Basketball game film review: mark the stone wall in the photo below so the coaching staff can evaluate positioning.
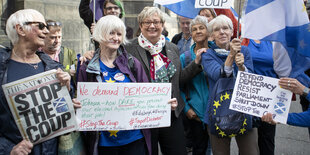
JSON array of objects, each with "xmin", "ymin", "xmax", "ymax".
[
  {"xmin": 0, "ymin": 0, "xmax": 179, "ymax": 52},
  {"xmin": 0, "ymin": 0, "xmax": 90, "ymax": 54}
]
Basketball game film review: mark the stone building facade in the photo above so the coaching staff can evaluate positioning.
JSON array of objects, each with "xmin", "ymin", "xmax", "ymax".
[
  {"xmin": 0, "ymin": 0, "xmax": 244, "ymax": 53},
  {"xmin": 0, "ymin": 0, "xmax": 177, "ymax": 54}
]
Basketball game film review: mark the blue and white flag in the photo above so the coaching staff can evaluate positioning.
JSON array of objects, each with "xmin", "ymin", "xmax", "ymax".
[
  {"xmin": 242, "ymin": 0, "xmax": 310, "ymax": 57},
  {"xmin": 154, "ymin": 0, "xmax": 200, "ymax": 19}
]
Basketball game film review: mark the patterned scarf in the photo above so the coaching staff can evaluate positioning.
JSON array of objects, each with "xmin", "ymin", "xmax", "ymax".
[{"xmin": 138, "ymin": 34, "xmax": 176, "ymax": 82}]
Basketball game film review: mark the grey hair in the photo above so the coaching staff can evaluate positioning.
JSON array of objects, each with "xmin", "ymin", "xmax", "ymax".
[
  {"xmin": 189, "ymin": 15, "xmax": 209, "ymax": 33},
  {"xmin": 6, "ymin": 9, "xmax": 43, "ymax": 45},
  {"xmin": 137, "ymin": 6, "xmax": 165, "ymax": 25},
  {"xmin": 207, "ymin": 15, "xmax": 233, "ymax": 33},
  {"xmin": 93, "ymin": 15, "xmax": 127, "ymax": 44}
]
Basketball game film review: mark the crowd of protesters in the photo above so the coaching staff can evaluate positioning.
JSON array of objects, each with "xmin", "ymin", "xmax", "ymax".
[{"xmin": 1, "ymin": 0, "xmax": 310, "ymax": 155}]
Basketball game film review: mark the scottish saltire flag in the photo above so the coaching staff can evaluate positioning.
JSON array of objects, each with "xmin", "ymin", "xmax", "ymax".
[
  {"xmin": 242, "ymin": 0, "xmax": 310, "ymax": 57},
  {"xmin": 230, "ymin": 7, "xmax": 239, "ymax": 19},
  {"xmin": 154, "ymin": 0, "xmax": 200, "ymax": 19},
  {"xmin": 273, "ymin": 42, "xmax": 310, "ymax": 87}
]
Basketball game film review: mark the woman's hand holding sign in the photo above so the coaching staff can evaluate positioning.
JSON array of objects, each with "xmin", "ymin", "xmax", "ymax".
[
  {"xmin": 56, "ymin": 68, "xmax": 71, "ymax": 91},
  {"xmin": 168, "ymin": 98, "xmax": 178, "ymax": 111},
  {"xmin": 10, "ymin": 140, "xmax": 33, "ymax": 155}
]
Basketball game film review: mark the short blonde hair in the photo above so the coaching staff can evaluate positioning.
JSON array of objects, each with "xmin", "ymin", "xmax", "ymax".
[
  {"xmin": 93, "ymin": 15, "xmax": 127, "ymax": 44},
  {"xmin": 137, "ymin": 7, "xmax": 165, "ymax": 25},
  {"xmin": 207, "ymin": 15, "xmax": 233, "ymax": 34}
]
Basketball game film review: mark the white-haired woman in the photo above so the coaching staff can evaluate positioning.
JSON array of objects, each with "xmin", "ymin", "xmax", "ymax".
[
  {"xmin": 179, "ymin": 15, "xmax": 210, "ymax": 155},
  {"xmin": 124, "ymin": 7, "xmax": 203, "ymax": 155},
  {"xmin": 0, "ymin": 9, "xmax": 71, "ymax": 155},
  {"xmin": 78, "ymin": 15, "xmax": 151, "ymax": 155},
  {"xmin": 201, "ymin": 15, "xmax": 258, "ymax": 155}
]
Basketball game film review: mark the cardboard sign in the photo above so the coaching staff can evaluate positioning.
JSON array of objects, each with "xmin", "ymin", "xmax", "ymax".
[
  {"xmin": 2, "ymin": 70, "xmax": 77, "ymax": 144},
  {"xmin": 195, "ymin": 0, "xmax": 233, "ymax": 9},
  {"xmin": 76, "ymin": 82, "xmax": 172, "ymax": 131},
  {"xmin": 229, "ymin": 71, "xmax": 292, "ymax": 124}
]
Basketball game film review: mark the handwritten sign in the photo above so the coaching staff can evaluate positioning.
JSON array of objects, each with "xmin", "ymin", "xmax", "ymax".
[
  {"xmin": 2, "ymin": 70, "xmax": 77, "ymax": 144},
  {"xmin": 195, "ymin": 0, "xmax": 233, "ymax": 9},
  {"xmin": 76, "ymin": 82, "xmax": 171, "ymax": 131},
  {"xmin": 229, "ymin": 71, "xmax": 292, "ymax": 124}
]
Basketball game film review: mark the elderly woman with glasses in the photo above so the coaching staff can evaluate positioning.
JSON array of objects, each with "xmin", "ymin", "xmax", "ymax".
[
  {"xmin": 0, "ymin": 9, "xmax": 71, "ymax": 155},
  {"xmin": 201, "ymin": 15, "xmax": 258, "ymax": 155},
  {"xmin": 78, "ymin": 15, "xmax": 152, "ymax": 155},
  {"xmin": 124, "ymin": 6, "xmax": 203, "ymax": 155}
]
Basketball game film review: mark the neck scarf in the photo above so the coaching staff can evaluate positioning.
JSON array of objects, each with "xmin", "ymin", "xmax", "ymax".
[
  {"xmin": 210, "ymin": 41, "xmax": 230, "ymax": 56},
  {"xmin": 138, "ymin": 34, "xmax": 176, "ymax": 82}
]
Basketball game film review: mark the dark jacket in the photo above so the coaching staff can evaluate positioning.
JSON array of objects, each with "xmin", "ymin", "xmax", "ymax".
[
  {"xmin": 124, "ymin": 38, "xmax": 203, "ymax": 118},
  {"xmin": 78, "ymin": 45, "xmax": 152, "ymax": 155},
  {"xmin": 79, "ymin": 0, "xmax": 96, "ymax": 31},
  {"xmin": 0, "ymin": 47, "xmax": 63, "ymax": 154},
  {"xmin": 171, "ymin": 32, "xmax": 183, "ymax": 45}
]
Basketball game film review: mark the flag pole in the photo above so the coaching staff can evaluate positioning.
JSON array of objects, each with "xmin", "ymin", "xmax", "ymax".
[
  {"xmin": 89, "ymin": 0, "xmax": 96, "ymax": 50},
  {"xmin": 237, "ymin": 0, "xmax": 242, "ymax": 38},
  {"xmin": 93, "ymin": 0, "xmax": 96, "ymax": 24}
]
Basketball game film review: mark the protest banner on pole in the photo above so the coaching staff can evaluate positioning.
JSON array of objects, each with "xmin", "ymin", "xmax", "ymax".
[
  {"xmin": 2, "ymin": 69, "xmax": 77, "ymax": 144},
  {"xmin": 195, "ymin": 0, "xmax": 234, "ymax": 9},
  {"xmin": 76, "ymin": 82, "xmax": 171, "ymax": 131},
  {"xmin": 229, "ymin": 71, "xmax": 292, "ymax": 124}
]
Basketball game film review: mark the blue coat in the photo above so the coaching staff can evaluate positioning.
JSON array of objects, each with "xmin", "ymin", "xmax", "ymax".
[
  {"xmin": 287, "ymin": 93, "xmax": 310, "ymax": 127},
  {"xmin": 180, "ymin": 44, "xmax": 209, "ymax": 122},
  {"xmin": 0, "ymin": 47, "xmax": 63, "ymax": 154},
  {"xmin": 201, "ymin": 46, "xmax": 254, "ymax": 125}
]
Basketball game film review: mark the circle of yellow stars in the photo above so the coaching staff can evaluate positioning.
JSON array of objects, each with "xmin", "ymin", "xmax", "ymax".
[{"xmin": 213, "ymin": 91, "xmax": 248, "ymax": 138}]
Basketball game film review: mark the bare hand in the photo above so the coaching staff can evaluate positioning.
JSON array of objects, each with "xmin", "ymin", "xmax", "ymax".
[
  {"xmin": 186, "ymin": 108, "xmax": 198, "ymax": 120},
  {"xmin": 279, "ymin": 78, "xmax": 305, "ymax": 95},
  {"xmin": 72, "ymin": 98, "xmax": 82, "ymax": 110},
  {"xmin": 56, "ymin": 68, "xmax": 71, "ymax": 91},
  {"xmin": 10, "ymin": 140, "xmax": 33, "ymax": 155},
  {"xmin": 79, "ymin": 50, "xmax": 95, "ymax": 65},
  {"xmin": 90, "ymin": 23, "xmax": 96, "ymax": 34},
  {"xmin": 261, "ymin": 113, "xmax": 277, "ymax": 125},
  {"xmin": 168, "ymin": 98, "xmax": 178, "ymax": 111},
  {"xmin": 235, "ymin": 53, "xmax": 244, "ymax": 70},
  {"xmin": 229, "ymin": 38, "xmax": 241, "ymax": 57},
  {"xmin": 69, "ymin": 69, "xmax": 76, "ymax": 77},
  {"xmin": 194, "ymin": 48, "xmax": 207, "ymax": 64}
]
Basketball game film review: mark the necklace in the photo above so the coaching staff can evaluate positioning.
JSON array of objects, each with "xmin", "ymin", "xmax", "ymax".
[{"xmin": 12, "ymin": 50, "xmax": 39, "ymax": 69}]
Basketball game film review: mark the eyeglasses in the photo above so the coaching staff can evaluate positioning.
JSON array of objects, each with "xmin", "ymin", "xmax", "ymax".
[
  {"xmin": 105, "ymin": 6, "xmax": 120, "ymax": 10},
  {"xmin": 47, "ymin": 21, "xmax": 62, "ymax": 27},
  {"xmin": 24, "ymin": 21, "xmax": 47, "ymax": 30},
  {"xmin": 142, "ymin": 21, "xmax": 163, "ymax": 27}
]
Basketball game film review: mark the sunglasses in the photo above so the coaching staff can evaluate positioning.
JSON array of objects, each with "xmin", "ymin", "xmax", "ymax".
[
  {"xmin": 24, "ymin": 21, "xmax": 48, "ymax": 30},
  {"xmin": 47, "ymin": 21, "xmax": 62, "ymax": 27}
]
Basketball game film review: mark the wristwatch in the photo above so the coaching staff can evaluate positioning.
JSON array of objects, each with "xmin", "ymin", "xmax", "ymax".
[{"xmin": 302, "ymin": 87, "xmax": 310, "ymax": 97}]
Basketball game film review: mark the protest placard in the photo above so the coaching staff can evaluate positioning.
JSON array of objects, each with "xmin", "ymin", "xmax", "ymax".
[
  {"xmin": 2, "ymin": 69, "xmax": 77, "ymax": 144},
  {"xmin": 195, "ymin": 0, "xmax": 233, "ymax": 9},
  {"xmin": 76, "ymin": 82, "xmax": 171, "ymax": 131},
  {"xmin": 229, "ymin": 71, "xmax": 292, "ymax": 124}
]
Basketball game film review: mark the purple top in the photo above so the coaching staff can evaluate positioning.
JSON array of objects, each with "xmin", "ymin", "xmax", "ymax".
[{"xmin": 89, "ymin": 0, "xmax": 105, "ymax": 21}]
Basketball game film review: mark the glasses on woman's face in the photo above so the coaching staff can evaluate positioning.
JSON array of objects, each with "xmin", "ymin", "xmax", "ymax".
[
  {"xmin": 47, "ymin": 21, "xmax": 62, "ymax": 27},
  {"xmin": 24, "ymin": 21, "xmax": 47, "ymax": 30},
  {"xmin": 105, "ymin": 6, "xmax": 120, "ymax": 11},
  {"xmin": 141, "ymin": 21, "xmax": 162, "ymax": 27}
]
